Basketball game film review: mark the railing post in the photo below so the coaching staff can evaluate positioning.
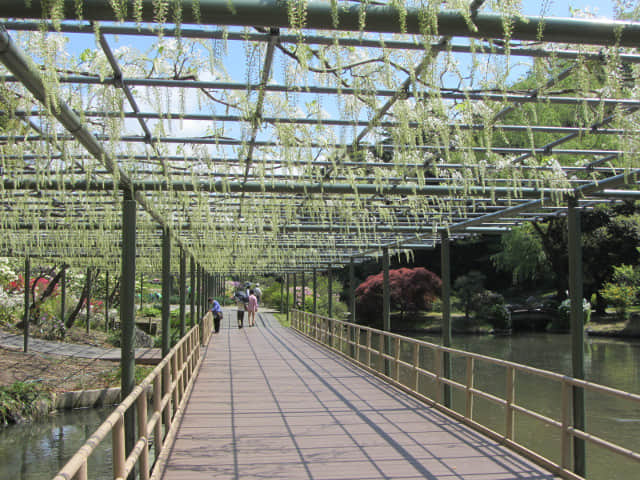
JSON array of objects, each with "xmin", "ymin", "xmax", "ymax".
[
  {"xmin": 435, "ymin": 348, "xmax": 443, "ymax": 404},
  {"xmin": 172, "ymin": 353, "xmax": 179, "ymax": 410},
  {"xmin": 367, "ymin": 330, "xmax": 372, "ymax": 367},
  {"xmin": 354, "ymin": 326, "xmax": 360, "ymax": 362},
  {"xmin": 413, "ymin": 343, "xmax": 420, "ymax": 391},
  {"xmin": 379, "ymin": 334, "xmax": 385, "ymax": 375},
  {"xmin": 506, "ymin": 366, "xmax": 515, "ymax": 440},
  {"xmin": 77, "ymin": 461, "xmax": 87, "ymax": 480},
  {"xmin": 153, "ymin": 375, "xmax": 162, "ymax": 458},
  {"xmin": 163, "ymin": 363, "xmax": 172, "ymax": 431},
  {"xmin": 113, "ymin": 414, "xmax": 126, "ymax": 480},
  {"xmin": 561, "ymin": 379, "xmax": 572, "ymax": 471},
  {"xmin": 137, "ymin": 393, "xmax": 150, "ymax": 480},
  {"xmin": 394, "ymin": 337, "xmax": 401, "ymax": 381},
  {"xmin": 466, "ymin": 357, "xmax": 474, "ymax": 420}
]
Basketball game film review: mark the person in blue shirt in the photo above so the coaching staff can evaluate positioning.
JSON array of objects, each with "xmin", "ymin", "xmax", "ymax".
[{"xmin": 208, "ymin": 297, "xmax": 223, "ymax": 333}]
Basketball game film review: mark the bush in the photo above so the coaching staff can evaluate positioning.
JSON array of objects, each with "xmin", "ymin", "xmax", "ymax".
[
  {"xmin": 599, "ymin": 264, "xmax": 640, "ymax": 319},
  {"xmin": 473, "ymin": 290, "xmax": 511, "ymax": 331},
  {"xmin": 356, "ymin": 267, "xmax": 441, "ymax": 323}
]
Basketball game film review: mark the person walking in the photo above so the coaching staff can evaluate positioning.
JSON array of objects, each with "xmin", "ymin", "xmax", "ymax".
[
  {"xmin": 253, "ymin": 283, "xmax": 262, "ymax": 304},
  {"xmin": 247, "ymin": 289, "xmax": 258, "ymax": 327},
  {"xmin": 234, "ymin": 289, "xmax": 248, "ymax": 329}
]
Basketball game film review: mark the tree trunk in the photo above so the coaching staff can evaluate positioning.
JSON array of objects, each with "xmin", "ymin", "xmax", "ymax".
[
  {"xmin": 31, "ymin": 264, "xmax": 68, "ymax": 313},
  {"xmin": 65, "ymin": 269, "xmax": 94, "ymax": 329},
  {"xmin": 108, "ymin": 277, "xmax": 120, "ymax": 309}
]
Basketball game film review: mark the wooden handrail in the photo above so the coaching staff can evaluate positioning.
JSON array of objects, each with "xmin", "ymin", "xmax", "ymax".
[
  {"xmin": 291, "ymin": 309, "xmax": 640, "ymax": 480},
  {"xmin": 52, "ymin": 312, "xmax": 213, "ymax": 480}
]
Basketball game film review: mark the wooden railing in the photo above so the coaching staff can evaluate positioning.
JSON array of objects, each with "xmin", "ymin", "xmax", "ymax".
[
  {"xmin": 53, "ymin": 313, "xmax": 213, "ymax": 480},
  {"xmin": 291, "ymin": 309, "xmax": 640, "ymax": 480}
]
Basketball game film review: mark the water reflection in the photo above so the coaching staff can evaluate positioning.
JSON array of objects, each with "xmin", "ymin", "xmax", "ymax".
[{"xmin": 0, "ymin": 407, "xmax": 113, "ymax": 480}]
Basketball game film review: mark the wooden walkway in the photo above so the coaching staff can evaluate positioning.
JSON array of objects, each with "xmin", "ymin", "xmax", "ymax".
[{"xmin": 161, "ymin": 311, "xmax": 559, "ymax": 480}]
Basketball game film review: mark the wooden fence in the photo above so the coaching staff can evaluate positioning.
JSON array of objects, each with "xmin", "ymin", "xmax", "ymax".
[
  {"xmin": 52, "ymin": 313, "xmax": 213, "ymax": 480},
  {"xmin": 291, "ymin": 309, "xmax": 640, "ymax": 480}
]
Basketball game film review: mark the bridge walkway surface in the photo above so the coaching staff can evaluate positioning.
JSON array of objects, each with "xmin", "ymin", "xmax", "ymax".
[{"xmin": 161, "ymin": 310, "xmax": 558, "ymax": 480}]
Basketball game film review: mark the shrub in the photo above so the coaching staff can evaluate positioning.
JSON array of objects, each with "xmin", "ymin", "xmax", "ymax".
[
  {"xmin": 473, "ymin": 290, "xmax": 511, "ymax": 331},
  {"xmin": 599, "ymin": 264, "xmax": 640, "ymax": 319},
  {"xmin": 355, "ymin": 267, "xmax": 441, "ymax": 323}
]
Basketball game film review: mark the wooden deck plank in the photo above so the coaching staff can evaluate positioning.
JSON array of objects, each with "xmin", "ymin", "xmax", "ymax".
[{"xmin": 162, "ymin": 311, "xmax": 559, "ymax": 480}]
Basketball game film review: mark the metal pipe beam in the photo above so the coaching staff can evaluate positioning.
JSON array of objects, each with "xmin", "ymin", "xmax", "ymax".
[{"xmin": 3, "ymin": 1, "xmax": 640, "ymax": 46}]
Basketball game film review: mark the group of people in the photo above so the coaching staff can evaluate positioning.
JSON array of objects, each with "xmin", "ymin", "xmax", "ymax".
[
  {"xmin": 207, "ymin": 281, "xmax": 262, "ymax": 332},
  {"xmin": 234, "ymin": 282, "xmax": 262, "ymax": 328}
]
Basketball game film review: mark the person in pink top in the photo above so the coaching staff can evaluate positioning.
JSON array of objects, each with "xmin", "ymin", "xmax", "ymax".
[{"xmin": 247, "ymin": 289, "xmax": 258, "ymax": 327}]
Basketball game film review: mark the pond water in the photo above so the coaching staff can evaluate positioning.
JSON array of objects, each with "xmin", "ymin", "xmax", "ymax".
[
  {"xmin": 409, "ymin": 332, "xmax": 640, "ymax": 480},
  {"xmin": 0, "ymin": 407, "xmax": 114, "ymax": 480}
]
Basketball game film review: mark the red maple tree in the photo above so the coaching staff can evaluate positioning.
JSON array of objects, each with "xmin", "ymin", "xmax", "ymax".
[{"xmin": 355, "ymin": 267, "xmax": 442, "ymax": 321}]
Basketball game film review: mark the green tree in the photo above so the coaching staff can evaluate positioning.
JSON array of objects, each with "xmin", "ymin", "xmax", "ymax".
[
  {"xmin": 491, "ymin": 223, "xmax": 549, "ymax": 284},
  {"xmin": 453, "ymin": 271, "xmax": 486, "ymax": 321}
]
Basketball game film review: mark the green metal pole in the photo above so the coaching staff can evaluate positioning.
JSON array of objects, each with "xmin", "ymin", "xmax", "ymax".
[
  {"xmin": 6, "ymin": 1, "xmax": 640, "ymax": 47},
  {"xmin": 440, "ymin": 231, "xmax": 452, "ymax": 408},
  {"xmin": 23, "ymin": 255, "xmax": 30, "ymax": 353},
  {"xmin": 120, "ymin": 190, "xmax": 137, "ymax": 463},
  {"xmin": 280, "ymin": 277, "xmax": 284, "ymax": 313},
  {"xmin": 104, "ymin": 270, "xmax": 109, "ymax": 332},
  {"xmin": 293, "ymin": 273, "xmax": 297, "ymax": 311},
  {"xmin": 60, "ymin": 267, "xmax": 66, "ymax": 327},
  {"xmin": 568, "ymin": 198, "xmax": 586, "ymax": 477},
  {"xmin": 86, "ymin": 267, "xmax": 91, "ymax": 334},
  {"xmin": 179, "ymin": 248, "xmax": 186, "ymax": 338},
  {"xmin": 161, "ymin": 227, "xmax": 171, "ymax": 357},
  {"xmin": 196, "ymin": 265, "xmax": 201, "ymax": 323},
  {"xmin": 190, "ymin": 256, "xmax": 196, "ymax": 328},
  {"xmin": 285, "ymin": 273, "xmax": 290, "ymax": 324},
  {"xmin": 301, "ymin": 271, "xmax": 305, "ymax": 311},
  {"xmin": 349, "ymin": 259, "xmax": 356, "ymax": 323},
  {"xmin": 313, "ymin": 268, "xmax": 317, "ymax": 315},
  {"xmin": 328, "ymin": 266, "xmax": 333, "ymax": 318},
  {"xmin": 382, "ymin": 247, "xmax": 390, "ymax": 376},
  {"xmin": 139, "ymin": 272, "xmax": 143, "ymax": 311}
]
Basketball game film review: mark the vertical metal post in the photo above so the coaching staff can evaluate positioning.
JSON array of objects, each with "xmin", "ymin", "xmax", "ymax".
[
  {"xmin": 60, "ymin": 268, "xmax": 66, "ymax": 325},
  {"xmin": 23, "ymin": 255, "xmax": 30, "ymax": 353},
  {"xmin": 139, "ymin": 272, "xmax": 143, "ymax": 311},
  {"xmin": 285, "ymin": 273, "xmax": 290, "ymax": 324},
  {"xmin": 279, "ymin": 276, "xmax": 284, "ymax": 313},
  {"xmin": 179, "ymin": 248, "xmax": 186, "ymax": 338},
  {"xmin": 301, "ymin": 271, "xmax": 305, "ymax": 311},
  {"xmin": 328, "ymin": 266, "xmax": 333, "ymax": 318},
  {"xmin": 190, "ymin": 256, "xmax": 196, "ymax": 328},
  {"xmin": 313, "ymin": 268, "xmax": 317, "ymax": 315},
  {"xmin": 349, "ymin": 259, "xmax": 356, "ymax": 323},
  {"xmin": 568, "ymin": 198, "xmax": 586, "ymax": 477},
  {"xmin": 196, "ymin": 265, "xmax": 201, "ymax": 324},
  {"xmin": 162, "ymin": 227, "xmax": 171, "ymax": 358},
  {"xmin": 105, "ymin": 270, "xmax": 109, "ymax": 332},
  {"xmin": 120, "ymin": 190, "xmax": 137, "ymax": 465},
  {"xmin": 86, "ymin": 267, "xmax": 91, "ymax": 334},
  {"xmin": 440, "ymin": 230, "xmax": 452, "ymax": 408},
  {"xmin": 382, "ymin": 247, "xmax": 390, "ymax": 376},
  {"xmin": 293, "ymin": 273, "xmax": 297, "ymax": 310}
]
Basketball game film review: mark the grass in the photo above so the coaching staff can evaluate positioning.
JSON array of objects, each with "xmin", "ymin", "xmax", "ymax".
[{"xmin": 0, "ymin": 381, "xmax": 53, "ymax": 425}]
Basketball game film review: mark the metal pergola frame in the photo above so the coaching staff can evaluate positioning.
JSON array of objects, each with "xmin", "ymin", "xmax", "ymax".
[{"xmin": 1, "ymin": 3, "xmax": 640, "ymax": 477}]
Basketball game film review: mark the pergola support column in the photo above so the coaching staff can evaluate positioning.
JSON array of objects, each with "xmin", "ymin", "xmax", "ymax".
[
  {"xmin": 313, "ymin": 268, "xmax": 317, "ymax": 315},
  {"xmin": 104, "ymin": 270, "xmax": 109, "ymax": 332},
  {"xmin": 161, "ymin": 227, "xmax": 171, "ymax": 358},
  {"xmin": 179, "ymin": 248, "xmax": 186, "ymax": 338},
  {"xmin": 568, "ymin": 198, "xmax": 586, "ymax": 477},
  {"xmin": 328, "ymin": 266, "xmax": 333, "ymax": 318},
  {"xmin": 440, "ymin": 231, "xmax": 452, "ymax": 408},
  {"xmin": 23, "ymin": 255, "xmax": 30, "ymax": 353},
  {"xmin": 120, "ymin": 190, "xmax": 137, "ymax": 463},
  {"xmin": 190, "ymin": 257, "xmax": 196, "ymax": 327},
  {"xmin": 285, "ymin": 273, "xmax": 290, "ymax": 324},
  {"xmin": 382, "ymin": 247, "xmax": 390, "ymax": 376}
]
